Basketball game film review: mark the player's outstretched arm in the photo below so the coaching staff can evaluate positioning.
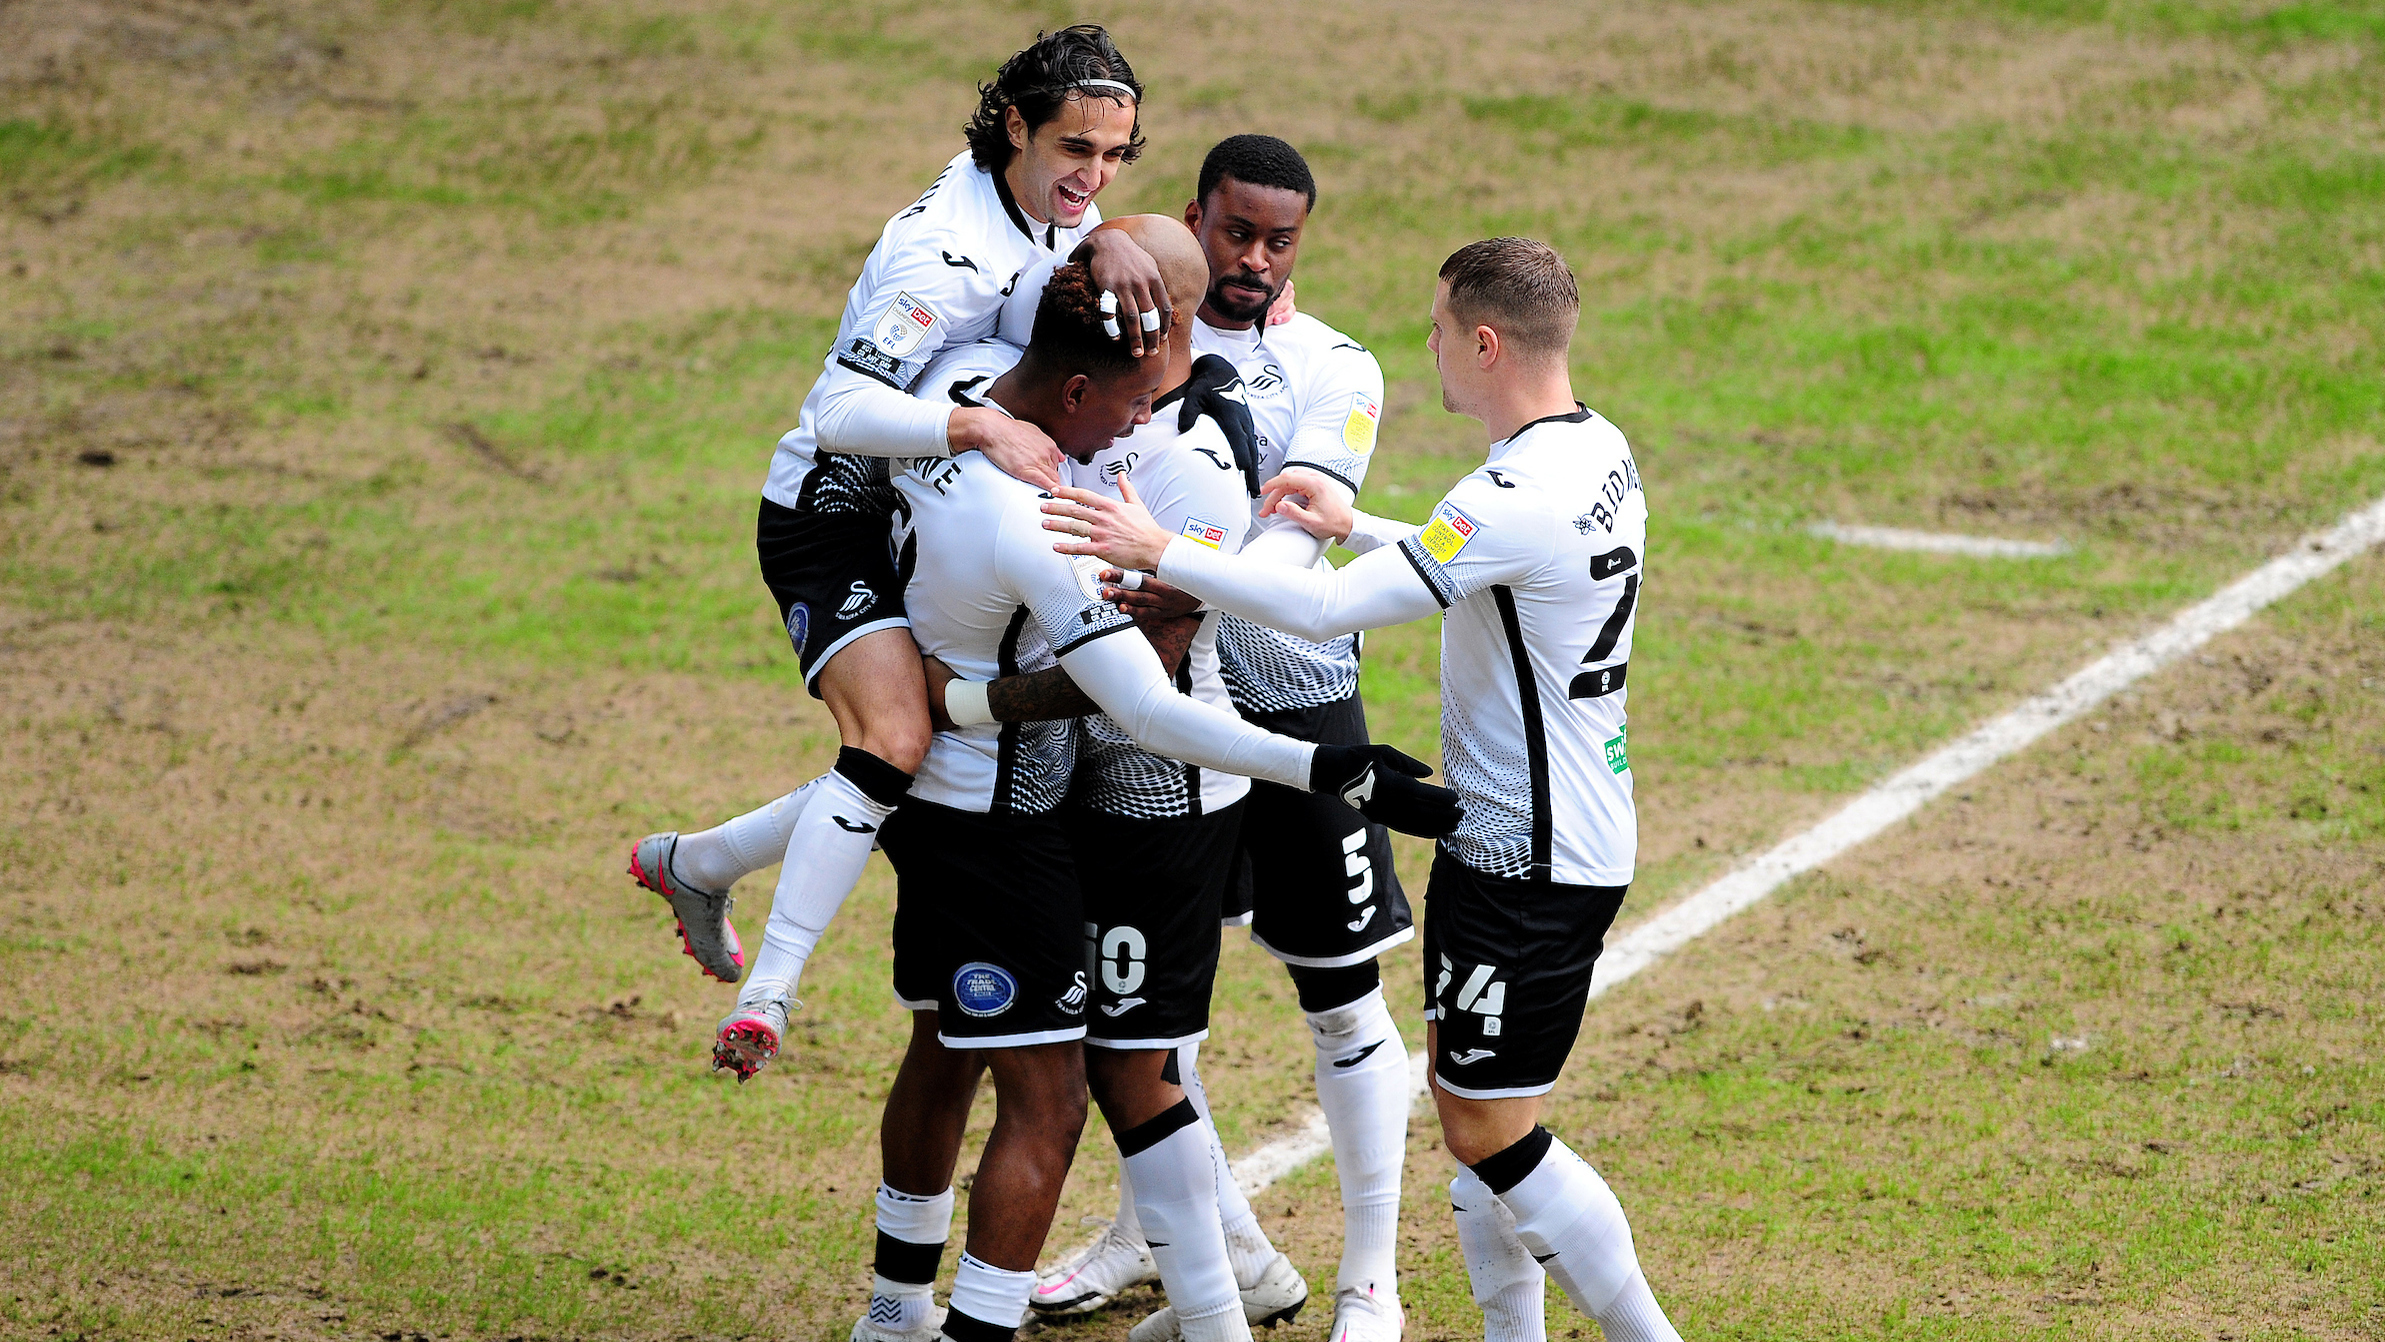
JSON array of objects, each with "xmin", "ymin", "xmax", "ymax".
[
  {"xmin": 1055, "ymin": 630, "xmax": 1460, "ymax": 838},
  {"xmin": 1045, "ymin": 478, "xmax": 1442, "ymax": 641}
]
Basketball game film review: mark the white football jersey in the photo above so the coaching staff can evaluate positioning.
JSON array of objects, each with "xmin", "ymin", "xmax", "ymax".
[
  {"xmin": 1064, "ymin": 400, "xmax": 1255, "ymax": 819},
  {"xmin": 763, "ymin": 150, "xmax": 1100, "ymax": 515},
  {"xmin": 1190, "ymin": 315, "xmax": 1385, "ymax": 713},
  {"xmin": 1395, "ymin": 408, "xmax": 1646, "ymax": 886},
  {"xmin": 892, "ymin": 343, "xmax": 1139, "ymax": 816}
]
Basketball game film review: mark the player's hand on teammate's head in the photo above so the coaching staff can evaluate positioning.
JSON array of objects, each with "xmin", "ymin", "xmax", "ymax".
[
  {"xmin": 1258, "ymin": 466, "xmax": 1355, "ymax": 542},
  {"xmin": 1176, "ymin": 354, "xmax": 1260, "ymax": 495},
  {"xmin": 1041, "ymin": 474, "xmax": 1173, "ymax": 571},
  {"xmin": 1098, "ymin": 570, "xmax": 1201, "ymax": 621},
  {"xmin": 1309, "ymin": 743, "xmax": 1464, "ymax": 838},
  {"xmin": 1079, "ymin": 230, "xmax": 1171, "ymax": 359},
  {"xmin": 951, "ymin": 406, "xmax": 1065, "ymax": 491}
]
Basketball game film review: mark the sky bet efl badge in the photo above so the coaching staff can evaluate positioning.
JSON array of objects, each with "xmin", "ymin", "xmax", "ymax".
[
  {"xmin": 1180, "ymin": 517, "xmax": 1229, "ymax": 549},
  {"xmin": 1343, "ymin": 394, "xmax": 1380, "ymax": 455},
  {"xmin": 870, "ymin": 290, "xmax": 940, "ymax": 357},
  {"xmin": 1417, "ymin": 502, "xmax": 1478, "ymax": 564}
]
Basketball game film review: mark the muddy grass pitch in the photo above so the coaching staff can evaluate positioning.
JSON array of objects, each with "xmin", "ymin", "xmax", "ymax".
[{"xmin": 3, "ymin": 1, "xmax": 2380, "ymax": 1339}]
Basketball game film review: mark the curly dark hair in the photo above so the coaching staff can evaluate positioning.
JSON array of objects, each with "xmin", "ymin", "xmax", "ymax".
[
  {"xmin": 963, "ymin": 25, "xmax": 1145, "ymax": 174},
  {"xmin": 1196, "ymin": 134, "xmax": 1316, "ymax": 210},
  {"xmin": 1024, "ymin": 261, "xmax": 1139, "ymax": 381}
]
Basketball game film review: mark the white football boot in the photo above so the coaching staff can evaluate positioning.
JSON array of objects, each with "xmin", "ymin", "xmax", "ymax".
[
  {"xmin": 1031, "ymin": 1219, "xmax": 1160, "ymax": 1315},
  {"xmin": 1126, "ymin": 1252, "xmax": 1309, "ymax": 1341},
  {"xmin": 627, "ymin": 832, "xmax": 745, "ymax": 983},
  {"xmin": 849, "ymin": 1300, "xmax": 946, "ymax": 1342},
  {"xmin": 1323, "ymin": 1284, "xmax": 1402, "ymax": 1342},
  {"xmin": 711, "ymin": 997, "xmax": 790, "ymax": 1083}
]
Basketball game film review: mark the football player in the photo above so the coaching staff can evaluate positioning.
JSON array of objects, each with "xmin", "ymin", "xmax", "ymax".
[
  {"xmin": 1037, "ymin": 135, "xmax": 1414, "ymax": 1342},
  {"xmin": 625, "ymin": 25, "xmax": 1169, "ymax": 1011},
  {"xmin": 850, "ymin": 261, "xmax": 1459, "ymax": 1342},
  {"xmin": 1044, "ymin": 237, "xmax": 1686, "ymax": 1342}
]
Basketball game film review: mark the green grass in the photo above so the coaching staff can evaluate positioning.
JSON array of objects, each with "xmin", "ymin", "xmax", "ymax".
[{"xmin": 4, "ymin": 0, "xmax": 2383, "ymax": 1337}]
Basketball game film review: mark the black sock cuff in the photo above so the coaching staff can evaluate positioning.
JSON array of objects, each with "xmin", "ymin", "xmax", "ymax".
[
  {"xmin": 1469, "ymin": 1124, "xmax": 1555, "ymax": 1196},
  {"xmin": 873, "ymin": 1230, "xmax": 944, "ymax": 1286},
  {"xmin": 1114, "ymin": 1096, "xmax": 1200, "ymax": 1159},
  {"xmin": 940, "ymin": 1308, "xmax": 1014, "ymax": 1342},
  {"xmin": 835, "ymin": 747, "xmax": 916, "ymax": 808},
  {"xmin": 1287, "ymin": 958, "xmax": 1381, "ymax": 1013}
]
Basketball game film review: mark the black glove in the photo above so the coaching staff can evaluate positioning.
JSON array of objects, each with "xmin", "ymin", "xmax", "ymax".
[
  {"xmin": 1162, "ymin": 353, "xmax": 1261, "ymax": 497},
  {"xmin": 1309, "ymin": 743, "xmax": 1464, "ymax": 839}
]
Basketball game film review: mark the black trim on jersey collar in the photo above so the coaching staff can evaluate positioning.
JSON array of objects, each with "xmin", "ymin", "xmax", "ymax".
[
  {"xmin": 1508, "ymin": 405, "xmax": 1594, "ymax": 440},
  {"xmin": 990, "ymin": 167, "xmax": 1057, "ymax": 249},
  {"xmin": 1492, "ymin": 584, "xmax": 1554, "ymax": 879}
]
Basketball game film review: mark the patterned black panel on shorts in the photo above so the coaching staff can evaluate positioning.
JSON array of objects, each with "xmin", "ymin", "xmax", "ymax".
[
  {"xmin": 1441, "ymin": 686, "xmax": 1535, "ymax": 879},
  {"xmin": 1074, "ymin": 711, "xmax": 1195, "ymax": 819},
  {"xmin": 1216, "ymin": 614, "xmax": 1362, "ymax": 714},
  {"xmin": 796, "ymin": 452, "xmax": 902, "ymax": 517}
]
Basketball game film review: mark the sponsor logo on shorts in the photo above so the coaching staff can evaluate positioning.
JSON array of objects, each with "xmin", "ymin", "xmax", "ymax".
[
  {"xmin": 1417, "ymin": 502, "xmax": 1478, "ymax": 565},
  {"xmin": 1099, "ymin": 997, "xmax": 1145, "ymax": 1017},
  {"xmin": 837, "ymin": 580, "xmax": 877, "ymax": 620},
  {"xmin": 952, "ymin": 962, "xmax": 1017, "ymax": 1018},
  {"xmin": 1056, "ymin": 970, "xmax": 1088, "ymax": 1016},
  {"xmin": 784, "ymin": 602, "xmax": 811, "ymax": 658},
  {"xmin": 1448, "ymin": 1048, "xmax": 1497, "ymax": 1066},
  {"xmin": 1604, "ymin": 728, "xmax": 1630, "ymax": 774}
]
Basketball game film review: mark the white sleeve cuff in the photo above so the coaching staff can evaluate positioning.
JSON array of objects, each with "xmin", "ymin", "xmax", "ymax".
[{"xmin": 944, "ymin": 679, "xmax": 994, "ymax": 727}]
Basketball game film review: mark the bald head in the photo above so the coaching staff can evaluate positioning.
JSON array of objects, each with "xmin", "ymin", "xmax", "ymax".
[{"xmin": 1095, "ymin": 214, "xmax": 1209, "ymax": 311}]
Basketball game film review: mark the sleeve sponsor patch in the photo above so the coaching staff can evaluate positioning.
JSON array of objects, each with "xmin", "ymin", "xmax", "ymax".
[
  {"xmin": 1179, "ymin": 516, "xmax": 1229, "ymax": 550},
  {"xmin": 1415, "ymin": 501, "xmax": 1479, "ymax": 565},
  {"xmin": 1342, "ymin": 394, "xmax": 1380, "ymax": 455},
  {"xmin": 868, "ymin": 290, "xmax": 942, "ymax": 358},
  {"xmin": 1068, "ymin": 552, "xmax": 1109, "ymax": 600}
]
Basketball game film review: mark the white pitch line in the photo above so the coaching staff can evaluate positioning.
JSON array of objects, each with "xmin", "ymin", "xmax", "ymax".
[
  {"xmin": 1809, "ymin": 520, "xmax": 2069, "ymax": 558},
  {"xmin": 1212, "ymin": 493, "xmax": 2385, "ymax": 1198}
]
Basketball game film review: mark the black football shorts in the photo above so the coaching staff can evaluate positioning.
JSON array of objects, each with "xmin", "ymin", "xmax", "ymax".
[
  {"xmin": 1069, "ymin": 802, "xmax": 1244, "ymax": 1050},
  {"xmin": 1224, "ymin": 692, "xmax": 1413, "ymax": 967},
  {"xmin": 757, "ymin": 497, "xmax": 909, "ymax": 698},
  {"xmin": 881, "ymin": 799, "xmax": 1090, "ymax": 1049},
  {"xmin": 1423, "ymin": 847, "xmax": 1630, "ymax": 1100}
]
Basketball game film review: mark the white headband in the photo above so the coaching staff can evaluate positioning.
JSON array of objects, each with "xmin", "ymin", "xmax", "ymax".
[{"xmin": 1071, "ymin": 79, "xmax": 1138, "ymax": 101}]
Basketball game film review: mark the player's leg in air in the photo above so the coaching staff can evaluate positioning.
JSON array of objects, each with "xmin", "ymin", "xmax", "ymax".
[{"xmin": 627, "ymin": 22, "xmax": 1168, "ymax": 1056}]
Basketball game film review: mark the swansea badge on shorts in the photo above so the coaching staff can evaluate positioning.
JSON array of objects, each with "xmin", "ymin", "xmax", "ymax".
[{"xmin": 952, "ymin": 962, "xmax": 1018, "ymax": 1017}]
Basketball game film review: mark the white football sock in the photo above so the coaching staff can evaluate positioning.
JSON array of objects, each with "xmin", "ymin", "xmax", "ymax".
[
  {"xmin": 741, "ymin": 768, "xmax": 899, "ymax": 1002},
  {"xmin": 1110, "ymin": 1149, "xmax": 1145, "ymax": 1241},
  {"xmin": 1121, "ymin": 1103, "xmax": 1250, "ymax": 1342},
  {"xmin": 947, "ymin": 1252, "xmax": 1034, "ymax": 1335},
  {"xmin": 1495, "ymin": 1137, "xmax": 1681, "ymax": 1342},
  {"xmin": 671, "ymin": 777, "xmax": 823, "ymax": 892},
  {"xmin": 1450, "ymin": 1167, "xmax": 1545, "ymax": 1342},
  {"xmin": 1179, "ymin": 1042, "xmax": 1276, "ymax": 1285},
  {"xmin": 1307, "ymin": 987, "xmax": 1408, "ymax": 1297},
  {"xmin": 871, "ymin": 1184, "xmax": 954, "ymax": 1334}
]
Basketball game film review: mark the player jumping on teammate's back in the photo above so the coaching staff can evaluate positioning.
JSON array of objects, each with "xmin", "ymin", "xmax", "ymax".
[
  {"xmin": 1045, "ymin": 238, "xmax": 1685, "ymax": 1342},
  {"xmin": 849, "ymin": 262, "xmax": 1458, "ymax": 1342},
  {"xmin": 1027, "ymin": 136, "xmax": 1415, "ymax": 1342},
  {"xmin": 626, "ymin": 24, "xmax": 1171, "ymax": 1000}
]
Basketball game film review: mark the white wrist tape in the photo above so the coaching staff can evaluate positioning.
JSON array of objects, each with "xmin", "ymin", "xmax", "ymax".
[{"xmin": 945, "ymin": 679, "xmax": 995, "ymax": 728}]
